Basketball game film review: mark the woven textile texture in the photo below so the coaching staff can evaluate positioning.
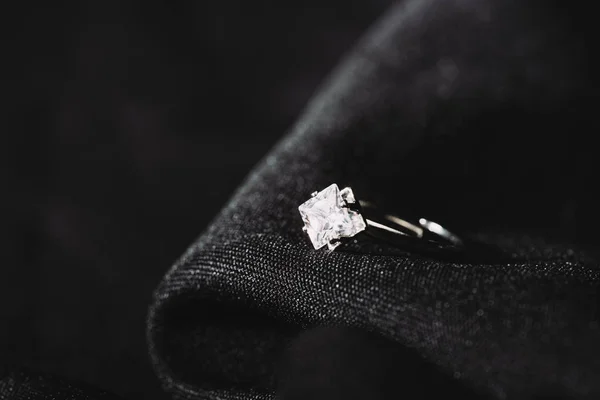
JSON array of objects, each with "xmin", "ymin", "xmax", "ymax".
[{"xmin": 148, "ymin": 1, "xmax": 599, "ymax": 399}]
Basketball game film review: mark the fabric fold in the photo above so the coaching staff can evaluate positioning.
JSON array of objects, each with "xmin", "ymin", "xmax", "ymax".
[{"xmin": 148, "ymin": 1, "xmax": 599, "ymax": 399}]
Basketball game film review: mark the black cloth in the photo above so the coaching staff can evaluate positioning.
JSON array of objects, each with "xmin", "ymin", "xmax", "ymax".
[
  {"xmin": 0, "ymin": 368, "xmax": 122, "ymax": 400},
  {"xmin": 148, "ymin": 1, "xmax": 599, "ymax": 399},
  {"xmin": 1, "ymin": 2, "xmax": 388, "ymax": 399}
]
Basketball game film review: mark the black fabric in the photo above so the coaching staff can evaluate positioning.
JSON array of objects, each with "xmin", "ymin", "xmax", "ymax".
[
  {"xmin": 2, "ymin": 2, "xmax": 389, "ymax": 399},
  {"xmin": 0, "ymin": 368, "xmax": 122, "ymax": 400},
  {"xmin": 277, "ymin": 326, "xmax": 481, "ymax": 399},
  {"xmin": 148, "ymin": 0, "xmax": 599, "ymax": 399}
]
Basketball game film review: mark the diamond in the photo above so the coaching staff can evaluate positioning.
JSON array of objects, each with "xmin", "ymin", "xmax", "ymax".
[{"xmin": 298, "ymin": 184, "xmax": 367, "ymax": 250}]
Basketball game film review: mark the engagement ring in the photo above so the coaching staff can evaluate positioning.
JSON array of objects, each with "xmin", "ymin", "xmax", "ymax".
[{"xmin": 298, "ymin": 183, "xmax": 462, "ymax": 251}]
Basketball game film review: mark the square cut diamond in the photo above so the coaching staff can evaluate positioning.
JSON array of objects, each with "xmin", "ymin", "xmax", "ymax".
[{"xmin": 298, "ymin": 184, "xmax": 366, "ymax": 250}]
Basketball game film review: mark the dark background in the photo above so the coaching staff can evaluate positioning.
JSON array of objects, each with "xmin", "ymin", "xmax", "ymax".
[{"xmin": 2, "ymin": 2, "xmax": 393, "ymax": 399}]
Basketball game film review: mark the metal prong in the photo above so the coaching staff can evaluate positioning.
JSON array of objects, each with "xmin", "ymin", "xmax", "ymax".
[
  {"xmin": 327, "ymin": 240, "xmax": 341, "ymax": 251},
  {"xmin": 311, "ymin": 191, "xmax": 318, "ymax": 197},
  {"xmin": 339, "ymin": 187, "xmax": 356, "ymax": 204}
]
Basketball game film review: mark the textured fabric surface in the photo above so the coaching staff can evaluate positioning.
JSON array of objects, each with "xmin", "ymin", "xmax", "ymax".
[
  {"xmin": 276, "ymin": 326, "xmax": 483, "ymax": 399},
  {"xmin": 148, "ymin": 1, "xmax": 599, "ymax": 399},
  {"xmin": 0, "ymin": 368, "xmax": 121, "ymax": 400}
]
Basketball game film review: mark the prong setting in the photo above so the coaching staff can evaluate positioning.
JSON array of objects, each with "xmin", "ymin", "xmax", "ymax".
[{"xmin": 327, "ymin": 240, "xmax": 342, "ymax": 251}]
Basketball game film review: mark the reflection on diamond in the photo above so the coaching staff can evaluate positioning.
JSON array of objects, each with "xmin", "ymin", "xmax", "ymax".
[{"xmin": 298, "ymin": 184, "xmax": 366, "ymax": 250}]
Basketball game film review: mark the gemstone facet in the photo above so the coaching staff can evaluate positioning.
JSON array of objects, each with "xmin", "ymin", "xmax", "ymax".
[{"xmin": 298, "ymin": 184, "xmax": 366, "ymax": 250}]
